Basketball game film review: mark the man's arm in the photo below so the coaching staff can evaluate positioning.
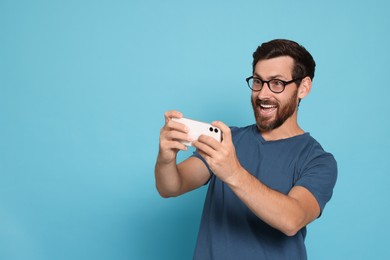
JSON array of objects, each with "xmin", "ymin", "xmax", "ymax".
[
  {"xmin": 155, "ymin": 156, "xmax": 210, "ymax": 198},
  {"xmin": 193, "ymin": 121, "xmax": 320, "ymax": 236},
  {"xmin": 226, "ymin": 169, "xmax": 320, "ymax": 236},
  {"xmin": 154, "ymin": 110, "xmax": 210, "ymax": 198}
]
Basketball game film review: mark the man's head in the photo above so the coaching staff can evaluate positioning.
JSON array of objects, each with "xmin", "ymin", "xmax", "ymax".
[
  {"xmin": 252, "ymin": 39, "xmax": 316, "ymax": 80},
  {"xmin": 250, "ymin": 39, "xmax": 315, "ymax": 133}
]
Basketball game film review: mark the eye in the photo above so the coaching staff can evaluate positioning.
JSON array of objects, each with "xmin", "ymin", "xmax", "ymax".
[
  {"xmin": 253, "ymin": 78, "xmax": 262, "ymax": 85},
  {"xmin": 270, "ymin": 79, "xmax": 285, "ymax": 87}
]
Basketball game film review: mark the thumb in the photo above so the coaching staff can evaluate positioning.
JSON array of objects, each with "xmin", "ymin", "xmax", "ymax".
[{"xmin": 212, "ymin": 121, "xmax": 231, "ymax": 142}]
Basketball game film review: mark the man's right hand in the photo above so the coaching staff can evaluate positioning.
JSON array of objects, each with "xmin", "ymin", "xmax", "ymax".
[
  {"xmin": 155, "ymin": 110, "xmax": 212, "ymax": 198},
  {"xmin": 157, "ymin": 110, "xmax": 192, "ymax": 165}
]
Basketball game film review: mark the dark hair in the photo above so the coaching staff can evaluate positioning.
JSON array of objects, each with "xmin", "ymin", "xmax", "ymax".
[{"xmin": 252, "ymin": 39, "xmax": 316, "ymax": 80}]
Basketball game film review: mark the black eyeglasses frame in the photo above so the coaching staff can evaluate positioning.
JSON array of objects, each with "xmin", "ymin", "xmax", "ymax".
[{"xmin": 245, "ymin": 76, "xmax": 304, "ymax": 93}]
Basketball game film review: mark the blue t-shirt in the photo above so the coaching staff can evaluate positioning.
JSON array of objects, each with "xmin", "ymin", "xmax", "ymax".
[{"xmin": 192, "ymin": 125, "xmax": 337, "ymax": 260}]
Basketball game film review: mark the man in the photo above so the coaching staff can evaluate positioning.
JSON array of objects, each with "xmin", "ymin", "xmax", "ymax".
[{"xmin": 154, "ymin": 39, "xmax": 337, "ymax": 259}]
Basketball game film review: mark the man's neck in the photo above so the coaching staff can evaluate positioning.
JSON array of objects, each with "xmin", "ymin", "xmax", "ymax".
[{"xmin": 259, "ymin": 115, "xmax": 304, "ymax": 141}]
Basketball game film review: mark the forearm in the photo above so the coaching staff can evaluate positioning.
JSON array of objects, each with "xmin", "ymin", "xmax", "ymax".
[
  {"xmin": 154, "ymin": 157, "xmax": 183, "ymax": 198},
  {"xmin": 226, "ymin": 168, "xmax": 315, "ymax": 236}
]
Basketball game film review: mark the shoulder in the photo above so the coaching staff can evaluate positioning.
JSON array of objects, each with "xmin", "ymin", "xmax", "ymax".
[
  {"xmin": 293, "ymin": 134, "xmax": 338, "ymax": 212},
  {"xmin": 301, "ymin": 134, "xmax": 337, "ymax": 166},
  {"xmin": 290, "ymin": 134, "xmax": 337, "ymax": 175}
]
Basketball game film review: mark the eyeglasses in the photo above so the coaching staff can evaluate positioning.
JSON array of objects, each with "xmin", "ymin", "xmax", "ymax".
[{"xmin": 245, "ymin": 76, "xmax": 304, "ymax": 93}]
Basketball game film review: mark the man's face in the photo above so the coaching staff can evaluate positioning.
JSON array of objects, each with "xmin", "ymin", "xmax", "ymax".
[{"xmin": 251, "ymin": 56, "xmax": 300, "ymax": 132}]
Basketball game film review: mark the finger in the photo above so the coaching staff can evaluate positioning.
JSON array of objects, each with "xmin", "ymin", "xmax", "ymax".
[
  {"xmin": 162, "ymin": 129, "xmax": 191, "ymax": 143},
  {"xmin": 164, "ymin": 140, "xmax": 188, "ymax": 151},
  {"xmin": 212, "ymin": 121, "xmax": 231, "ymax": 142},
  {"xmin": 166, "ymin": 119, "xmax": 189, "ymax": 133},
  {"xmin": 164, "ymin": 110, "xmax": 183, "ymax": 123},
  {"xmin": 197, "ymin": 135, "xmax": 220, "ymax": 150},
  {"xmin": 193, "ymin": 139, "xmax": 216, "ymax": 157}
]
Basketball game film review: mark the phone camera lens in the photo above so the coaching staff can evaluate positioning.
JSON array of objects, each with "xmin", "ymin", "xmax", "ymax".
[
  {"xmin": 214, "ymin": 129, "xmax": 219, "ymax": 133},
  {"xmin": 209, "ymin": 127, "xmax": 213, "ymax": 132}
]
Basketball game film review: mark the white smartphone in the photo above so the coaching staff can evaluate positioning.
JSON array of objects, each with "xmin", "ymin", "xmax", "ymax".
[{"xmin": 172, "ymin": 117, "xmax": 222, "ymax": 146}]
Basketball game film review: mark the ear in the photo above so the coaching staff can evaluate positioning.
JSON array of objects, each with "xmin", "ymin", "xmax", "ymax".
[{"xmin": 297, "ymin": 77, "xmax": 312, "ymax": 99}]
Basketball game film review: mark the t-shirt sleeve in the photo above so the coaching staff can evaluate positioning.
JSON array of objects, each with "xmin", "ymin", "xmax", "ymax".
[
  {"xmin": 191, "ymin": 151, "xmax": 213, "ymax": 176},
  {"xmin": 294, "ymin": 150, "xmax": 338, "ymax": 215}
]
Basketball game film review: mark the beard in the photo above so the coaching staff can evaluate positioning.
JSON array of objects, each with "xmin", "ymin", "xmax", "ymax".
[{"xmin": 251, "ymin": 90, "xmax": 299, "ymax": 132}]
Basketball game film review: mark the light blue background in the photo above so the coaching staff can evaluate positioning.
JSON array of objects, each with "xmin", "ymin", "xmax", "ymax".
[{"xmin": 1, "ymin": 0, "xmax": 389, "ymax": 259}]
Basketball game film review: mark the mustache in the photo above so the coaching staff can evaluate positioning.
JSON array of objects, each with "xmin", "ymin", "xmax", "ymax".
[{"xmin": 255, "ymin": 99, "xmax": 278, "ymax": 106}]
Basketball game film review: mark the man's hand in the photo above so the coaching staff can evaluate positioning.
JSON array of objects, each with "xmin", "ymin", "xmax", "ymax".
[
  {"xmin": 155, "ymin": 111, "xmax": 211, "ymax": 198},
  {"xmin": 157, "ymin": 110, "xmax": 192, "ymax": 164},
  {"xmin": 193, "ymin": 121, "xmax": 242, "ymax": 184}
]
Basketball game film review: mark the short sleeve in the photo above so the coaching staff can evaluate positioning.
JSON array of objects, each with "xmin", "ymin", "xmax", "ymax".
[{"xmin": 295, "ymin": 151, "xmax": 338, "ymax": 215}]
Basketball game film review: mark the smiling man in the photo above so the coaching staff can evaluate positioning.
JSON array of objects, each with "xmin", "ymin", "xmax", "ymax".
[{"xmin": 155, "ymin": 39, "xmax": 337, "ymax": 260}]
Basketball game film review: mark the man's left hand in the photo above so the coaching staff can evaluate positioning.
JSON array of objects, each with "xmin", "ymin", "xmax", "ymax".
[{"xmin": 193, "ymin": 121, "xmax": 242, "ymax": 184}]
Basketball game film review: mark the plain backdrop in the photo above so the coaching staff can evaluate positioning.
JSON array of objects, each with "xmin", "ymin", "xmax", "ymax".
[{"xmin": 1, "ymin": 0, "xmax": 389, "ymax": 259}]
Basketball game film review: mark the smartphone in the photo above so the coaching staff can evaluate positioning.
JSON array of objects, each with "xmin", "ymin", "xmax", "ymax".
[{"xmin": 172, "ymin": 117, "xmax": 222, "ymax": 146}]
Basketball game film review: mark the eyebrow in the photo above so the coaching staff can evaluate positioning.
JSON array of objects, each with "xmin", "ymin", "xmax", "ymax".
[{"xmin": 253, "ymin": 72, "xmax": 288, "ymax": 80}]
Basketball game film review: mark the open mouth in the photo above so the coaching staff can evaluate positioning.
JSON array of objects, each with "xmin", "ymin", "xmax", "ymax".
[
  {"xmin": 260, "ymin": 103, "xmax": 277, "ymax": 110},
  {"xmin": 257, "ymin": 100, "xmax": 278, "ymax": 115}
]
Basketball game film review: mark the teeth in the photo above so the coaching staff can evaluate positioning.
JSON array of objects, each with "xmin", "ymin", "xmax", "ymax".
[{"xmin": 261, "ymin": 104, "xmax": 276, "ymax": 109}]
